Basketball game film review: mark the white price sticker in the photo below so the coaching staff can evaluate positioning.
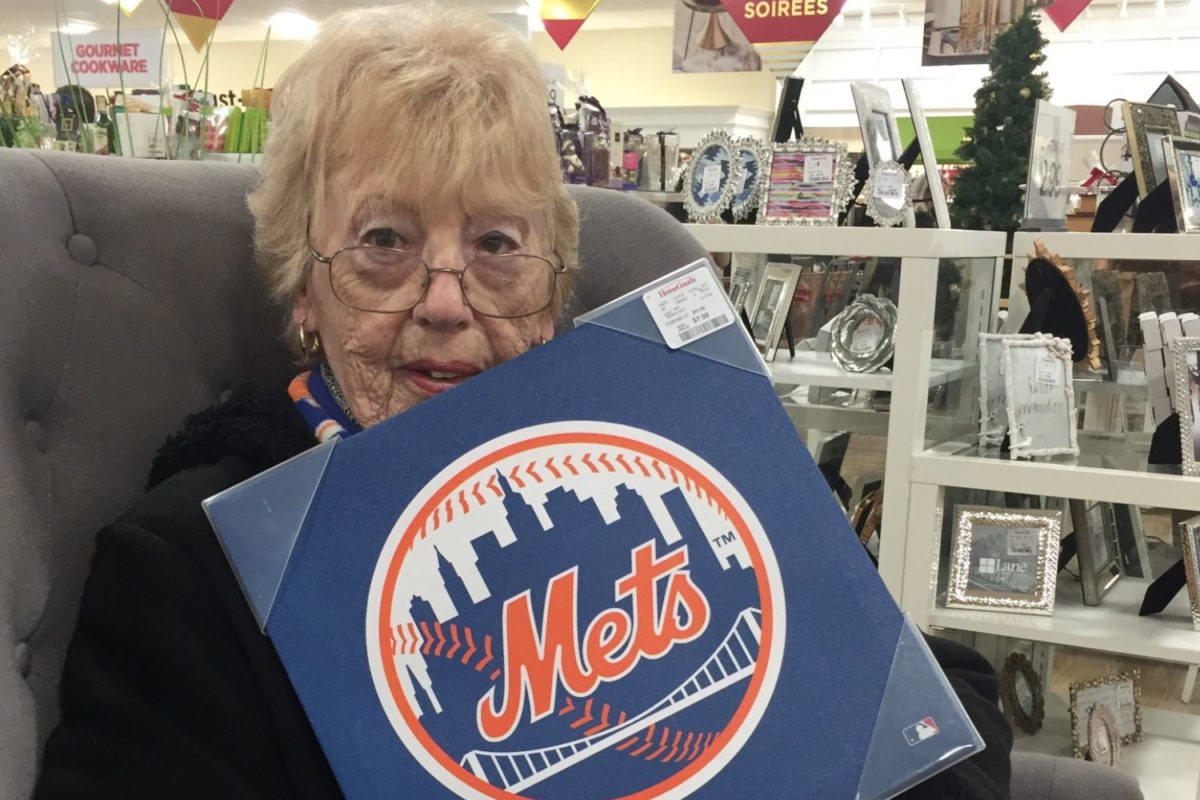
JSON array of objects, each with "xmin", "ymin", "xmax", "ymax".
[
  {"xmin": 874, "ymin": 172, "xmax": 906, "ymax": 201},
  {"xmin": 643, "ymin": 267, "xmax": 735, "ymax": 350},
  {"xmin": 803, "ymin": 154, "xmax": 834, "ymax": 183},
  {"xmin": 1015, "ymin": 677, "xmax": 1034, "ymax": 712},
  {"xmin": 1035, "ymin": 357, "xmax": 1061, "ymax": 386},
  {"xmin": 1008, "ymin": 529, "xmax": 1037, "ymax": 556},
  {"xmin": 850, "ymin": 320, "xmax": 883, "ymax": 355},
  {"xmin": 700, "ymin": 163, "xmax": 722, "ymax": 195}
]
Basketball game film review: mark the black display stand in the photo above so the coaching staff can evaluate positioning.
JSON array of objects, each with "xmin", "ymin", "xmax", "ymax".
[
  {"xmin": 772, "ymin": 77, "xmax": 805, "ymax": 142},
  {"xmin": 1131, "ymin": 181, "xmax": 1179, "ymax": 233},
  {"xmin": 1091, "ymin": 174, "xmax": 1140, "ymax": 233}
]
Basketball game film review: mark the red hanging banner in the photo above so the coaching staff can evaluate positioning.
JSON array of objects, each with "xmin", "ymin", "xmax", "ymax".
[
  {"xmin": 541, "ymin": 0, "xmax": 602, "ymax": 50},
  {"xmin": 718, "ymin": 0, "xmax": 848, "ymax": 77},
  {"xmin": 1042, "ymin": 0, "xmax": 1092, "ymax": 32}
]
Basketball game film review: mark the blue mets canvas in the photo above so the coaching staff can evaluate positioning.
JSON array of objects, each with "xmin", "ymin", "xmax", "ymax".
[{"xmin": 205, "ymin": 263, "xmax": 982, "ymax": 800}]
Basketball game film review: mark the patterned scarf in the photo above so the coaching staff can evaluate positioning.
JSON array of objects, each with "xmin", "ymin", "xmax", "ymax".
[{"xmin": 288, "ymin": 361, "xmax": 362, "ymax": 443}]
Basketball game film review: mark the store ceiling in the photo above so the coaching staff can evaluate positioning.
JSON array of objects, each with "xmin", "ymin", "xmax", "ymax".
[{"xmin": 0, "ymin": 0, "xmax": 678, "ymax": 43}]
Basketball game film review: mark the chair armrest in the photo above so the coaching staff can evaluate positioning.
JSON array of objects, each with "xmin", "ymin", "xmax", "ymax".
[{"xmin": 1011, "ymin": 752, "xmax": 1143, "ymax": 800}]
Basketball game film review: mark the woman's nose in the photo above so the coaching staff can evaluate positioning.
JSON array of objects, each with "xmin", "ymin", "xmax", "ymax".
[{"xmin": 413, "ymin": 246, "xmax": 471, "ymax": 327}]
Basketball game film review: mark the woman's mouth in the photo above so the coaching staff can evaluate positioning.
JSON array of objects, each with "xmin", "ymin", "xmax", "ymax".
[{"xmin": 402, "ymin": 361, "xmax": 481, "ymax": 395}]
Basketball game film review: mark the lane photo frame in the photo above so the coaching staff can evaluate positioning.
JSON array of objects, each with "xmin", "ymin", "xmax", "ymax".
[
  {"xmin": 1023, "ymin": 100, "xmax": 1076, "ymax": 231},
  {"xmin": 946, "ymin": 505, "xmax": 1063, "ymax": 615},
  {"xmin": 1180, "ymin": 515, "xmax": 1200, "ymax": 631}
]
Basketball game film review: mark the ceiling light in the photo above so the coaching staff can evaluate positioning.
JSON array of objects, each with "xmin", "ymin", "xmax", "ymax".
[
  {"xmin": 1155, "ymin": 0, "xmax": 1166, "ymax": 16},
  {"xmin": 268, "ymin": 10, "xmax": 319, "ymax": 40},
  {"xmin": 1118, "ymin": 0, "xmax": 1129, "ymax": 16},
  {"xmin": 97, "ymin": 0, "xmax": 146, "ymax": 13},
  {"xmin": 60, "ymin": 20, "xmax": 98, "ymax": 35}
]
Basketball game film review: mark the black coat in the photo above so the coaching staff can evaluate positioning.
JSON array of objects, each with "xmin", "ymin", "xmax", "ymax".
[{"xmin": 37, "ymin": 385, "xmax": 1011, "ymax": 800}]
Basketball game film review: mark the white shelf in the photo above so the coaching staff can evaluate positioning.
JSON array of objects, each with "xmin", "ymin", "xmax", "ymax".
[
  {"xmin": 909, "ymin": 452, "xmax": 1200, "ymax": 514},
  {"xmin": 1013, "ymin": 717, "xmax": 1200, "ymax": 800},
  {"xmin": 930, "ymin": 578, "xmax": 1200, "ymax": 665},
  {"xmin": 768, "ymin": 353, "xmax": 970, "ymax": 391},
  {"xmin": 684, "ymin": 225, "xmax": 1006, "ymax": 259},
  {"xmin": 1013, "ymin": 231, "xmax": 1200, "ymax": 263}
]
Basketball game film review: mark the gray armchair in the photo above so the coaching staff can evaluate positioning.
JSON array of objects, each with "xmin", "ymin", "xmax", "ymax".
[{"xmin": 0, "ymin": 149, "xmax": 1142, "ymax": 800}]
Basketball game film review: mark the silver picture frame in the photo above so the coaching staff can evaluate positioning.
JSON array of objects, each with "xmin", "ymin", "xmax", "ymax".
[
  {"xmin": 850, "ymin": 80, "xmax": 903, "ymax": 170},
  {"xmin": 1180, "ymin": 515, "xmax": 1200, "ymax": 631},
  {"xmin": 755, "ymin": 138, "xmax": 855, "ymax": 227},
  {"xmin": 1162, "ymin": 135, "xmax": 1200, "ymax": 234},
  {"xmin": 901, "ymin": 78, "xmax": 951, "ymax": 230},
  {"xmin": 682, "ymin": 129, "xmax": 742, "ymax": 223},
  {"xmin": 863, "ymin": 160, "xmax": 913, "ymax": 228},
  {"xmin": 830, "ymin": 294, "xmax": 897, "ymax": 373},
  {"xmin": 1069, "ymin": 499, "xmax": 1122, "ymax": 606},
  {"xmin": 727, "ymin": 263, "xmax": 755, "ymax": 316},
  {"xmin": 1003, "ymin": 335, "xmax": 1079, "ymax": 459},
  {"xmin": 851, "ymin": 80, "xmax": 915, "ymax": 229},
  {"xmin": 1023, "ymin": 100, "xmax": 1077, "ymax": 231},
  {"xmin": 946, "ymin": 505, "xmax": 1063, "ymax": 615},
  {"xmin": 1171, "ymin": 336, "xmax": 1200, "ymax": 476},
  {"xmin": 747, "ymin": 262, "xmax": 803, "ymax": 362},
  {"xmin": 1086, "ymin": 703, "xmax": 1121, "ymax": 766},
  {"xmin": 1069, "ymin": 671, "xmax": 1143, "ymax": 759},
  {"xmin": 730, "ymin": 136, "xmax": 770, "ymax": 221}
]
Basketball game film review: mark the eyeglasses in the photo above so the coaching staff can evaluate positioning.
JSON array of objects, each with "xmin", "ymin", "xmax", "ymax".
[{"xmin": 307, "ymin": 242, "xmax": 565, "ymax": 319}]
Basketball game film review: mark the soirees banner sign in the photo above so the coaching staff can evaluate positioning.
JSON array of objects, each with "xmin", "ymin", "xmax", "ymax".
[
  {"xmin": 1043, "ymin": 0, "xmax": 1093, "ymax": 31},
  {"xmin": 718, "ymin": 0, "xmax": 847, "ymax": 78},
  {"xmin": 52, "ymin": 30, "xmax": 163, "ymax": 89}
]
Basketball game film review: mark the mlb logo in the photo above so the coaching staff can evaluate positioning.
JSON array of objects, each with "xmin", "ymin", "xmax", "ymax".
[{"xmin": 903, "ymin": 717, "xmax": 940, "ymax": 746}]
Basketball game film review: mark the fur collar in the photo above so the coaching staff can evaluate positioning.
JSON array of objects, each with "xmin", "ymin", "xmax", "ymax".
[{"xmin": 147, "ymin": 383, "xmax": 315, "ymax": 490}]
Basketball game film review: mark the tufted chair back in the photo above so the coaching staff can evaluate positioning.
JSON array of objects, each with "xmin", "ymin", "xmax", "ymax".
[{"xmin": 0, "ymin": 149, "xmax": 708, "ymax": 799}]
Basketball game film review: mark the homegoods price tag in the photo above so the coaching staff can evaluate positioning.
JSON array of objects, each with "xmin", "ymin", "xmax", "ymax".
[{"xmin": 644, "ymin": 267, "xmax": 735, "ymax": 349}]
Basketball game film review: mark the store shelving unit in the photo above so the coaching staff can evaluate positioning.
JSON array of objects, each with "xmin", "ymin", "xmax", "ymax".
[
  {"xmin": 683, "ymin": 224, "xmax": 1007, "ymax": 599},
  {"xmin": 894, "ymin": 231, "xmax": 1200, "ymax": 798}
]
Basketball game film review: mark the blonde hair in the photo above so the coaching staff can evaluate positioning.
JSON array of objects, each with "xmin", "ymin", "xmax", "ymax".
[{"xmin": 248, "ymin": 3, "xmax": 579, "ymax": 346}]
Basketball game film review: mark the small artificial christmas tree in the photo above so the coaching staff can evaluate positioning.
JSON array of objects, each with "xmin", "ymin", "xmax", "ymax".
[{"xmin": 951, "ymin": 8, "xmax": 1052, "ymax": 231}]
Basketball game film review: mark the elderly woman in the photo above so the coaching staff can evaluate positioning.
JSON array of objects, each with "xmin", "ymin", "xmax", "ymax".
[{"xmin": 36, "ymin": 5, "xmax": 1010, "ymax": 799}]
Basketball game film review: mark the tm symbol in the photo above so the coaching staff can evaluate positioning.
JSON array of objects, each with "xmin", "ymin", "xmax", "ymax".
[{"xmin": 710, "ymin": 531, "xmax": 736, "ymax": 547}]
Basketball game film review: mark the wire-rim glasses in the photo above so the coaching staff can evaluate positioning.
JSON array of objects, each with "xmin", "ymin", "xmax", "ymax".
[{"xmin": 307, "ymin": 241, "xmax": 565, "ymax": 319}]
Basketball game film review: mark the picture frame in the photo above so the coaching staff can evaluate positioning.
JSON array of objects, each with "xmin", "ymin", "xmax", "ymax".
[
  {"xmin": 730, "ymin": 136, "xmax": 770, "ymax": 221},
  {"xmin": 1069, "ymin": 671, "xmax": 1143, "ymax": 759},
  {"xmin": 1000, "ymin": 652, "xmax": 1045, "ymax": 735},
  {"xmin": 682, "ymin": 129, "xmax": 741, "ymax": 223},
  {"xmin": 1023, "ymin": 100, "xmax": 1077, "ymax": 231},
  {"xmin": 1086, "ymin": 704, "xmax": 1121, "ymax": 766},
  {"xmin": 727, "ymin": 263, "xmax": 755, "ymax": 316},
  {"xmin": 830, "ymin": 294, "xmax": 897, "ymax": 373},
  {"xmin": 748, "ymin": 262, "xmax": 804, "ymax": 362},
  {"xmin": 1172, "ymin": 336, "xmax": 1200, "ymax": 476},
  {"xmin": 756, "ymin": 138, "xmax": 855, "ymax": 226},
  {"xmin": 945, "ymin": 505, "xmax": 1063, "ymax": 615},
  {"xmin": 1068, "ymin": 499, "xmax": 1123, "ymax": 606},
  {"xmin": 785, "ymin": 262, "xmax": 826, "ymax": 343},
  {"xmin": 1113, "ymin": 503, "xmax": 1152, "ymax": 580},
  {"xmin": 862, "ymin": 160, "xmax": 913, "ymax": 228},
  {"xmin": 1122, "ymin": 102, "xmax": 1182, "ymax": 198},
  {"xmin": 978, "ymin": 334, "xmax": 1035, "ymax": 447},
  {"xmin": 1162, "ymin": 135, "xmax": 1200, "ymax": 234},
  {"xmin": 1002, "ymin": 335, "xmax": 1079, "ymax": 459},
  {"xmin": 1180, "ymin": 515, "xmax": 1200, "ymax": 631},
  {"xmin": 901, "ymin": 78, "xmax": 950, "ymax": 230},
  {"xmin": 850, "ymin": 81, "xmax": 903, "ymax": 171}
]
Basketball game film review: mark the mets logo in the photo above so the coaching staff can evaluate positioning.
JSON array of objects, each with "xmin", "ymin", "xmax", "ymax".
[{"xmin": 365, "ymin": 422, "xmax": 785, "ymax": 799}]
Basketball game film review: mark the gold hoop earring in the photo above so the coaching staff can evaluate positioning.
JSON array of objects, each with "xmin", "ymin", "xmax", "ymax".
[{"xmin": 298, "ymin": 328, "xmax": 322, "ymax": 358}]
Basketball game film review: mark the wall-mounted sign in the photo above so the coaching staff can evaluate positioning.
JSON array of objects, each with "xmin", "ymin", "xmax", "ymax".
[
  {"xmin": 168, "ymin": 0, "xmax": 236, "ymax": 53},
  {"xmin": 718, "ymin": 0, "xmax": 848, "ymax": 78},
  {"xmin": 52, "ymin": 30, "xmax": 163, "ymax": 89}
]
